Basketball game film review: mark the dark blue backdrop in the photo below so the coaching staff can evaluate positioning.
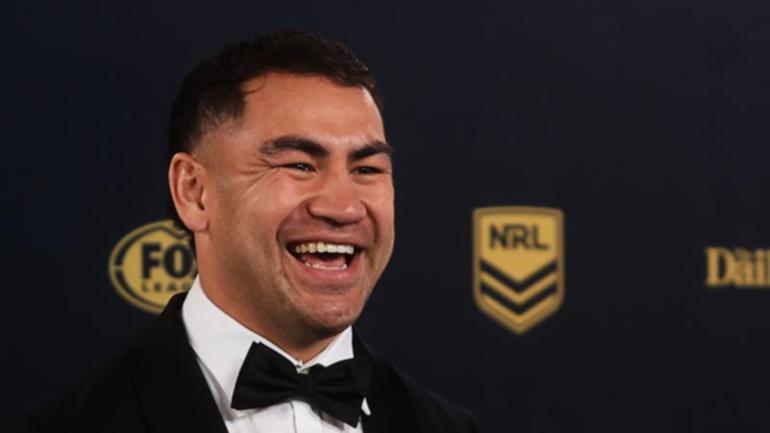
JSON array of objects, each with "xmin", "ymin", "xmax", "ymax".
[{"xmin": 4, "ymin": 1, "xmax": 770, "ymax": 431}]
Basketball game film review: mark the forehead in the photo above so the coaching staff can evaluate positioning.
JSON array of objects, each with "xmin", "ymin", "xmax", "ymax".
[{"xmin": 238, "ymin": 73, "xmax": 385, "ymax": 146}]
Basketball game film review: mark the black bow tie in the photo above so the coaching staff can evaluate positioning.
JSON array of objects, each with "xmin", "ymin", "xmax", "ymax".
[{"xmin": 231, "ymin": 342, "xmax": 371, "ymax": 427}]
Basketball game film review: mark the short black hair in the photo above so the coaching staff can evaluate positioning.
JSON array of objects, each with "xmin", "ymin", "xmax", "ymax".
[
  {"xmin": 168, "ymin": 30, "xmax": 382, "ymax": 156},
  {"xmin": 167, "ymin": 30, "xmax": 382, "ymax": 245}
]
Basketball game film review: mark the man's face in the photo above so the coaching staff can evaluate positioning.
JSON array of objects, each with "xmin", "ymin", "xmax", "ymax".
[{"xmin": 195, "ymin": 73, "xmax": 394, "ymax": 341}]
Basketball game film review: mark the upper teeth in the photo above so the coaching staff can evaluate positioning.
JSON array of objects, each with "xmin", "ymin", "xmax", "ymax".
[{"xmin": 293, "ymin": 242, "xmax": 356, "ymax": 255}]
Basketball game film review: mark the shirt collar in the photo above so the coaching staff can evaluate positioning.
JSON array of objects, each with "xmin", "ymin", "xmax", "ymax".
[{"xmin": 181, "ymin": 276, "xmax": 368, "ymax": 414}]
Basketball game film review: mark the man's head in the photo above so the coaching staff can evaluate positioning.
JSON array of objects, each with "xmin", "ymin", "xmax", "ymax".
[
  {"xmin": 168, "ymin": 31, "xmax": 394, "ymax": 356},
  {"xmin": 168, "ymin": 31, "xmax": 383, "ymax": 157}
]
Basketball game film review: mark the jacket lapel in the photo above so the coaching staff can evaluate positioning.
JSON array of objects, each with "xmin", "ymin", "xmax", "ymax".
[
  {"xmin": 354, "ymin": 333, "xmax": 420, "ymax": 433},
  {"xmin": 128, "ymin": 293, "xmax": 228, "ymax": 433}
]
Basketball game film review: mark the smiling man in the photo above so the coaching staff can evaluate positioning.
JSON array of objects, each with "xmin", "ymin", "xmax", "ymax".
[
  {"xmin": 25, "ymin": 31, "xmax": 477, "ymax": 433},
  {"xmin": 171, "ymin": 72, "xmax": 395, "ymax": 364}
]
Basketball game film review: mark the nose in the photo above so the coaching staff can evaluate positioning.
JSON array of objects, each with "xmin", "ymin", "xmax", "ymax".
[{"xmin": 307, "ymin": 173, "xmax": 366, "ymax": 226}]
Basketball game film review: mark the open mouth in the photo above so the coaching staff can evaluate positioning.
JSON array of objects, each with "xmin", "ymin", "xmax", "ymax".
[{"xmin": 287, "ymin": 241, "xmax": 361, "ymax": 271}]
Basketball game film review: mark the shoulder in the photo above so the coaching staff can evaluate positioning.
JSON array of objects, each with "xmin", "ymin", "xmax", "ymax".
[
  {"xmin": 21, "ymin": 352, "xmax": 145, "ymax": 433},
  {"xmin": 359, "ymin": 335, "xmax": 478, "ymax": 433},
  {"xmin": 21, "ymin": 295, "xmax": 192, "ymax": 433},
  {"xmin": 21, "ymin": 293, "xmax": 222, "ymax": 433},
  {"xmin": 394, "ymin": 365, "xmax": 480, "ymax": 433}
]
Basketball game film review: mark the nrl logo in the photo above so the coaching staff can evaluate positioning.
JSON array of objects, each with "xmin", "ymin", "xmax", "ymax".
[{"xmin": 473, "ymin": 206, "xmax": 565, "ymax": 334}]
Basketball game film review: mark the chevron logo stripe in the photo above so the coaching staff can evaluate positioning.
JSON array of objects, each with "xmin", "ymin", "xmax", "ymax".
[
  {"xmin": 480, "ymin": 259, "xmax": 557, "ymax": 294},
  {"xmin": 480, "ymin": 271, "xmax": 557, "ymax": 305},
  {"xmin": 480, "ymin": 258, "xmax": 559, "ymax": 314},
  {"xmin": 480, "ymin": 281, "xmax": 558, "ymax": 315},
  {"xmin": 480, "ymin": 289, "xmax": 559, "ymax": 327}
]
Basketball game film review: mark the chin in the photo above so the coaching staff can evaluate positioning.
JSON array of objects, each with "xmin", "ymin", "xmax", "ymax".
[
  {"xmin": 299, "ymin": 302, "xmax": 363, "ymax": 337},
  {"xmin": 284, "ymin": 277, "xmax": 374, "ymax": 340}
]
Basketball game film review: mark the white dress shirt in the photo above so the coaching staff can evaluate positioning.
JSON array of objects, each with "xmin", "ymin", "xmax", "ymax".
[{"xmin": 182, "ymin": 277, "xmax": 370, "ymax": 433}]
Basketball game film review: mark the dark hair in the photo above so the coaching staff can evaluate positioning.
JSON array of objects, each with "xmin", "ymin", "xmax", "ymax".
[
  {"xmin": 168, "ymin": 30, "xmax": 382, "ymax": 156},
  {"xmin": 167, "ymin": 30, "xmax": 383, "ymax": 245}
]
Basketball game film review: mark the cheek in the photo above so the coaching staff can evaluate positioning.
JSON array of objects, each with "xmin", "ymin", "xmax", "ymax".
[
  {"xmin": 363, "ymin": 184, "xmax": 395, "ymax": 239},
  {"xmin": 206, "ymin": 182, "xmax": 240, "ymax": 241},
  {"xmin": 250, "ymin": 176, "xmax": 314, "ymax": 234}
]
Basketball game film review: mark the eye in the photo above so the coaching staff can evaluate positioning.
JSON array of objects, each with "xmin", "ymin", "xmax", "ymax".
[
  {"xmin": 354, "ymin": 166, "xmax": 382, "ymax": 175},
  {"xmin": 283, "ymin": 162, "xmax": 314, "ymax": 172}
]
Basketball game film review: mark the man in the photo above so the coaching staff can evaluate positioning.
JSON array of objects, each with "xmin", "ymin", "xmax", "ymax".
[{"xmin": 26, "ymin": 31, "xmax": 477, "ymax": 432}]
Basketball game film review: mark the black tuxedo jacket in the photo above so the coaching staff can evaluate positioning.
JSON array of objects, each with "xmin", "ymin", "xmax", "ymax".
[{"xmin": 25, "ymin": 294, "xmax": 478, "ymax": 433}]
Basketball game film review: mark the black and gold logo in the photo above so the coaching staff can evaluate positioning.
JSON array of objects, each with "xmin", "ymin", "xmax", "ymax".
[
  {"xmin": 473, "ymin": 206, "xmax": 564, "ymax": 334},
  {"xmin": 108, "ymin": 220, "xmax": 196, "ymax": 314}
]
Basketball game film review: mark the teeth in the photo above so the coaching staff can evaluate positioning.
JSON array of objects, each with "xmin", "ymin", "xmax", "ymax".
[
  {"xmin": 291, "ymin": 241, "xmax": 356, "ymax": 255},
  {"xmin": 303, "ymin": 261, "xmax": 348, "ymax": 270}
]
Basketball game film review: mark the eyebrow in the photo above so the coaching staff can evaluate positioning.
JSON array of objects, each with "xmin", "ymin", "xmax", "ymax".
[
  {"xmin": 350, "ymin": 140, "xmax": 393, "ymax": 161},
  {"xmin": 261, "ymin": 136, "xmax": 329, "ymax": 158},
  {"xmin": 260, "ymin": 136, "xmax": 394, "ymax": 161}
]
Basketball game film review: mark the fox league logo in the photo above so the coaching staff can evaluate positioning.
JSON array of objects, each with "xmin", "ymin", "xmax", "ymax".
[
  {"xmin": 109, "ymin": 220, "xmax": 196, "ymax": 313},
  {"xmin": 473, "ymin": 207, "xmax": 565, "ymax": 334}
]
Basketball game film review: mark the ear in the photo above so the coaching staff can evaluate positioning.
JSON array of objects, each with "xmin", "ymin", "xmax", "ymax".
[{"xmin": 168, "ymin": 152, "xmax": 208, "ymax": 232}]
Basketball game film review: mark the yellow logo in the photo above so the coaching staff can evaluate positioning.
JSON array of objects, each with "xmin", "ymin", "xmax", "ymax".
[
  {"xmin": 473, "ymin": 206, "xmax": 565, "ymax": 334},
  {"xmin": 705, "ymin": 247, "xmax": 770, "ymax": 288},
  {"xmin": 108, "ymin": 220, "xmax": 196, "ymax": 314}
]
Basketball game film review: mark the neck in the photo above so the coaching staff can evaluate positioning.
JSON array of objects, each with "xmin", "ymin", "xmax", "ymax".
[
  {"xmin": 272, "ymin": 332, "xmax": 338, "ymax": 363},
  {"xmin": 196, "ymin": 275, "xmax": 339, "ymax": 363}
]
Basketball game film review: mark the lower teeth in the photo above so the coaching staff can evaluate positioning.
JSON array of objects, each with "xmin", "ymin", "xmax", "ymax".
[{"xmin": 303, "ymin": 261, "xmax": 348, "ymax": 270}]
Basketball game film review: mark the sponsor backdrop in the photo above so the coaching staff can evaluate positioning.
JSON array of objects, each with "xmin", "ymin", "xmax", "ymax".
[{"xmin": 3, "ymin": 1, "xmax": 770, "ymax": 431}]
